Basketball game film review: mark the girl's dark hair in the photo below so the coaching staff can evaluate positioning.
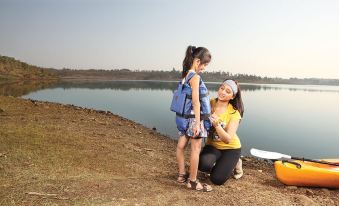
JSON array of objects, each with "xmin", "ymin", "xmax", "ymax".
[
  {"xmin": 182, "ymin": 45, "xmax": 211, "ymax": 78},
  {"xmin": 223, "ymin": 79, "xmax": 244, "ymax": 117}
]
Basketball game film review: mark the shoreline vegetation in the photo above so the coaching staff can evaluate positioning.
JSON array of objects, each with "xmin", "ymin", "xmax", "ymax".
[
  {"xmin": 1, "ymin": 55, "xmax": 339, "ymax": 86},
  {"xmin": 58, "ymin": 69, "xmax": 339, "ymax": 86},
  {"xmin": 1, "ymin": 95, "xmax": 338, "ymax": 205},
  {"xmin": 0, "ymin": 55, "xmax": 59, "ymax": 83}
]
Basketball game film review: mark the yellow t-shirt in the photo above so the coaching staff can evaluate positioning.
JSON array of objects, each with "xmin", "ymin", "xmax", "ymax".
[{"xmin": 206, "ymin": 99, "xmax": 242, "ymax": 149}]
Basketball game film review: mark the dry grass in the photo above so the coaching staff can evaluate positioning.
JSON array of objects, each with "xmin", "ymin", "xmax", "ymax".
[{"xmin": 1, "ymin": 96, "xmax": 339, "ymax": 206}]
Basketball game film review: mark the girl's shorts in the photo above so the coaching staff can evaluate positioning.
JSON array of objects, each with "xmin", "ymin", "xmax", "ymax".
[{"xmin": 178, "ymin": 118, "xmax": 208, "ymax": 139}]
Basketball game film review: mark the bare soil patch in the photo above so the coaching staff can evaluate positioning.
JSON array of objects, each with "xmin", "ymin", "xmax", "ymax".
[{"xmin": 0, "ymin": 96, "xmax": 338, "ymax": 205}]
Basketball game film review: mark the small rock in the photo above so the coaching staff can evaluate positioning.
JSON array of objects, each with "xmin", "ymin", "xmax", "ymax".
[
  {"xmin": 305, "ymin": 189, "xmax": 314, "ymax": 196},
  {"xmin": 30, "ymin": 99, "xmax": 37, "ymax": 105},
  {"xmin": 294, "ymin": 194, "xmax": 316, "ymax": 205},
  {"xmin": 257, "ymin": 170, "xmax": 262, "ymax": 173},
  {"xmin": 98, "ymin": 110, "xmax": 105, "ymax": 114},
  {"xmin": 320, "ymin": 188, "xmax": 330, "ymax": 195},
  {"xmin": 137, "ymin": 131, "xmax": 142, "ymax": 134},
  {"xmin": 0, "ymin": 108, "xmax": 4, "ymax": 113},
  {"xmin": 243, "ymin": 157, "xmax": 251, "ymax": 162},
  {"xmin": 133, "ymin": 148, "xmax": 142, "ymax": 152},
  {"xmin": 152, "ymin": 127, "xmax": 157, "ymax": 131},
  {"xmin": 106, "ymin": 111, "xmax": 113, "ymax": 115},
  {"xmin": 147, "ymin": 151, "xmax": 154, "ymax": 157},
  {"xmin": 286, "ymin": 186, "xmax": 298, "ymax": 190}
]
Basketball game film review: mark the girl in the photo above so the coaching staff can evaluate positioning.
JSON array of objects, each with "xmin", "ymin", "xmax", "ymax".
[
  {"xmin": 176, "ymin": 45, "xmax": 212, "ymax": 192},
  {"xmin": 198, "ymin": 79, "xmax": 244, "ymax": 185}
]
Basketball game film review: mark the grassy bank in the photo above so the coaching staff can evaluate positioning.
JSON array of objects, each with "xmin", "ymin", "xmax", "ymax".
[{"xmin": 0, "ymin": 96, "xmax": 338, "ymax": 205}]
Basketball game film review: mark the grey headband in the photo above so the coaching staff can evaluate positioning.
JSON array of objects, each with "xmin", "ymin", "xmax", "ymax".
[{"xmin": 222, "ymin": 80, "xmax": 238, "ymax": 97}]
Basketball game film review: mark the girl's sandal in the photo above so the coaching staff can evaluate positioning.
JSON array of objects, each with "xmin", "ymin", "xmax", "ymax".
[
  {"xmin": 177, "ymin": 173, "xmax": 189, "ymax": 183},
  {"xmin": 187, "ymin": 179, "xmax": 212, "ymax": 192}
]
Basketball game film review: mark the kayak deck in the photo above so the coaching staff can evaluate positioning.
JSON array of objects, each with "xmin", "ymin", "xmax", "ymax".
[{"xmin": 274, "ymin": 159, "xmax": 339, "ymax": 188}]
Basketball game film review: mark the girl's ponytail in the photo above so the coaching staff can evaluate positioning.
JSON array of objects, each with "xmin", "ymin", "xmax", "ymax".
[{"xmin": 182, "ymin": 46, "xmax": 195, "ymax": 78}]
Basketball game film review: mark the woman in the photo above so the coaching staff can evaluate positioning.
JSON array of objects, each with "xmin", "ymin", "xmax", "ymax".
[{"xmin": 198, "ymin": 79, "xmax": 244, "ymax": 185}]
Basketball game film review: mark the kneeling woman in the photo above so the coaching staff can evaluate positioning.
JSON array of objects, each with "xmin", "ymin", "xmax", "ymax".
[{"xmin": 199, "ymin": 79, "xmax": 244, "ymax": 185}]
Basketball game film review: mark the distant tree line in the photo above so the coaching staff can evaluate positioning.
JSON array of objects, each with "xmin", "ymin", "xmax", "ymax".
[
  {"xmin": 1, "ymin": 54, "xmax": 338, "ymax": 86},
  {"xmin": 57, "ymin": 68, "xmax": 339, "ymax": 86}
]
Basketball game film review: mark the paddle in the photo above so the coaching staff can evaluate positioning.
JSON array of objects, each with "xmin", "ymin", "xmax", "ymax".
[{"xmin": 250, "ymin": 148, "xmax": 339, "ymax": 166}]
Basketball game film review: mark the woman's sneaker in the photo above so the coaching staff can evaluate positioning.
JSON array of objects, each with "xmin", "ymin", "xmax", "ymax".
[{"xmin": 233, "ymin": 158, "xmax": 243, "ymax": 179}]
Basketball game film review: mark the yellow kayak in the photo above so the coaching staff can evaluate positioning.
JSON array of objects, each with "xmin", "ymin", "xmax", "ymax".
[{"xmin": 274, "ymin": 159, "xmax": 339, "ymax": 188}]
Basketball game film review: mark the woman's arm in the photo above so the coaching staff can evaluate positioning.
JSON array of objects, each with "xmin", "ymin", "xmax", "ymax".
[{"xmin": 214, "ymin": 119, "xmax": 240, "ymax": 144}]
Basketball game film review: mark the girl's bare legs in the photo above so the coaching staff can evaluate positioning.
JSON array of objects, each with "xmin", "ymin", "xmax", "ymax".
[
  {"xmin": 176, "ymin": 135, "xmax": 189, "ymax": 180},
  {"xmin": 189, "ymin": 138, "xmax": 202, "ymax": 181},
  {"xmin": 187, "ymin": 138, "xmax": 212, "ymax": 191}
]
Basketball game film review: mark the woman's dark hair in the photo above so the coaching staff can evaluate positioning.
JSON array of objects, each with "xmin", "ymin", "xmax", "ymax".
[
  {"xmin": 223, "ymin": 79, "xmax": 244, "ymax": 117},
  {"xmin": 182, "ymin": 45, "xmax": 211, "ymax": 78}
]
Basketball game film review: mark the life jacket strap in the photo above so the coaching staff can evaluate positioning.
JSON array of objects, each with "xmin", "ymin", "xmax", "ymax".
[
  {"xmin": 176, "ymin": 113, "xmax": 210, "ymax": 120},
  {"xmin": 186, "ymin": 93, "xmax": 209, "ymax": 99}
]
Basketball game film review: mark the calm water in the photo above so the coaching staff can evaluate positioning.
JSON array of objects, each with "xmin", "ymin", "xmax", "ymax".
[{"xmin": 20, "ymin": 80, "xmax": 339, "ymax": 158}]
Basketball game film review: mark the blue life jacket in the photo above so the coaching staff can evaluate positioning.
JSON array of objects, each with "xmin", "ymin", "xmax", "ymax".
[{"xmin": 170, "ymin": 71, "xmax": 211, "ymax": 133}]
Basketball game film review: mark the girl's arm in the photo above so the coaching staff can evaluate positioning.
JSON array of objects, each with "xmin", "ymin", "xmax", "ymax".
[
  {"xmin": 213, "ymin": 120, "xmax": 240, "ymax": 144},
  {"xmin": 189, "ymin": 75, "xmax": 201, "ymax": 136}
]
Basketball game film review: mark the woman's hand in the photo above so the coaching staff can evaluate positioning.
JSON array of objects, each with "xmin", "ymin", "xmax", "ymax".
[{"xmin": 210, "ymin": 113, "xmax": 220, "ymax": 127}]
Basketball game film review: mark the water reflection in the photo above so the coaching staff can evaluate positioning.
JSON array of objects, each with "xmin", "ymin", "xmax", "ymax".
[
  {"xmin": 1, "ymin": 79, "xmax": 338, "ymax": 98},
  {"xmin": 56, "ymin": 80, "xmax": 339, "ymax": 93},
  {"xmin": 42, "ymin": 81, "xmax": 276, "ymax": 92},
  {"xmin": 50, "ymin": 80, "xmax": 179, "ymax": 91},
  {"xmin": 2, "ymin": 79, "xmax": 336, "ymax": 95},
  {"xmin": 259, "ymin": 84, "xmax": 339, "ymax": 93},
  {"xmin": 0, "ymin": 80, "xmax": 58, "ymax": 97}
]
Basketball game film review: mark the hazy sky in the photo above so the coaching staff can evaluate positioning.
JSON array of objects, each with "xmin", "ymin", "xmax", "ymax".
[{"xmin": 1, "ymin": 0, "xmax": 338, "ymax": 78}]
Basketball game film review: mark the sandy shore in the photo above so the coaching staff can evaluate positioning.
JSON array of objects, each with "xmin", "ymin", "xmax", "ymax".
[{"xmin": 0, "ymin": 95, "xmax": 338, "ymax": 205}]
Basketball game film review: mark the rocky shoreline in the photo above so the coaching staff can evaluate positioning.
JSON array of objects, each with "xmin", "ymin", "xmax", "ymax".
[{"xmin": 0, "ymin": 95, "xmax": 338, "ymax": 205}]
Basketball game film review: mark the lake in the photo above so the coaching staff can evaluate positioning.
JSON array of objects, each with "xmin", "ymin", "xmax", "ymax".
[{"xmin": 16, "ymin": 80, "xmax": 339, "ymax": 159}]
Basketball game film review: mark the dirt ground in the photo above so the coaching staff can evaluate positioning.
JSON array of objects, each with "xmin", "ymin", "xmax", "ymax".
[{"xmin": 0, "ymin": 95, "xmax": 338, "ymax": 206}]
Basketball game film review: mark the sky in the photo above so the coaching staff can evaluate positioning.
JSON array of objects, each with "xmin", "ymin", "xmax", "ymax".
[{"xmin": 0, "ymin": 0, "xmax": 339, "ymax": 79}]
